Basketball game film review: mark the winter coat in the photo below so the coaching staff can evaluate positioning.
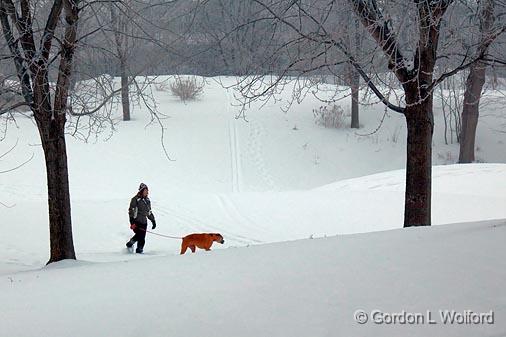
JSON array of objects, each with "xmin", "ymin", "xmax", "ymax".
[{"xmin": 129, "ymin": 195, "xmax": 155, "ymax": 225}]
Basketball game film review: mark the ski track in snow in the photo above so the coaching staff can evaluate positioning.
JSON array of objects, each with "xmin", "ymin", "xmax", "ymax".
[
  {"xmin": 175, "ymin": 202, "xmax": 259, "ymax": 245},
  {"xmin": 226, "ymin": 88, "xmax": 243, "ymax": 193},
  {"xmin": 156, "ymin": 200, "xmax": 258, "ymax": 245},
  {"xmin": 216, "ymin": 194, "xmax": 264, "ymax": 244},
  {"xmin": 229, "ymin": 119, "xmax": 242, "ymax": 192},
  {"xmin": 155, "ymin": 205, "xmax": 202, "ymax": 235}
]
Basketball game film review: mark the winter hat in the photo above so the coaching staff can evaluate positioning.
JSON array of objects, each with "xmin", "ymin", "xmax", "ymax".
[{"xmin": 138, "ymin": 183, "xmax": 148, "ymax": 192}]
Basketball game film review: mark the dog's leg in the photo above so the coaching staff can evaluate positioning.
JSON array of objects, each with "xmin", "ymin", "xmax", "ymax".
[
  {"xmin": 190, "ymin": 245, "xmax": 196, "ymax": 253},
  {"xmin": 180, "ymin": 243, "xmax": 188, "ymax": 255}
]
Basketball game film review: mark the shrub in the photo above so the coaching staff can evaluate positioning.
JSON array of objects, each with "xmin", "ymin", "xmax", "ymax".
[
  {"xmin": 170, "ymin": 77, "xmax": 204, "ymax": 101},
  {"xmin": 313, "ymin": 104, "xmax": 345, "ymax": 128}
]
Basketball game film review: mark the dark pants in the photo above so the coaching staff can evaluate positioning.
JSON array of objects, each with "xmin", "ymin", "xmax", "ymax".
[{"xmin": 130, "ymin": 222, "xmax": 147, "ymax": 250}]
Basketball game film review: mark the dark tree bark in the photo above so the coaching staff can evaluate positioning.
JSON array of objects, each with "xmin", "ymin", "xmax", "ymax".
[
  {"xmin": 31, "ymin": 72, "xmax": 75, "ymax": 263},
  {"xmin": 350, "ymin": 17, "xmax": 360, "ymax": 129},
  {"xmin": 38, "ymin": 119, "xmax": 75, "ymax": 263},
  {"xmin": 45, "ymin": 0, "xmax": 78, "ymax": 263},
  {"xmin": 403, "ymin": 94, "xmax": 434, "ymax": 226},
  {"xmin": 350, "ymin": 69, "xmax": 360, "ymax": 129},
  {"xmin": 0, "ymin": 6, "xmax": 32, "ymax": 103}
]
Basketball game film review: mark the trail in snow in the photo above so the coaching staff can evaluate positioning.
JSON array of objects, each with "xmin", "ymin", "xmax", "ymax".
[
  {"xmin": 225, "ymin": 87, "xmax": 242, "ymax": 193},
  {"xmin": 229, "ymin": 119, "xmax": 243, "ymax": 192},
  {"xmin": 216, "ymin": 194, "xmax": 264, "ymax": 244},
  {"xmin": 245, "ymin": 119, "xmax": 278, "ymax": 191}
]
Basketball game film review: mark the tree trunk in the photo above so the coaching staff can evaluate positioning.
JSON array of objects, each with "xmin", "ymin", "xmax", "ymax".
[
  {"xmin": 33, "ymin": 72, "xmax": 75, "ymax": 264},
  {"xmin": 120, "ymin": 58, "xmax": 130, "ymax": 121},
  {"xmin": 403, "ymin": 98, "xmax": 433, "ymax": 227},
  {"xmin": 458, "ymin": 63, "xmax": 486, "ymax": 163},
  {"xmin": 41, "ymin": 123, "xmax": 76, "ymax": 264},
  {"xmin": 350, "ymin": 69, "xmax": 360, "ymax": 129},
  {"xmin": 459, "ymin": 0, "xmax": 495, "ymax": 163},
  {"xmin": 110, "ymin": 4, "xmax": 130, "ymax": 121},
  {"xmin": 350, "ymin": 16, "xmax": 360, "ymax": 129}
]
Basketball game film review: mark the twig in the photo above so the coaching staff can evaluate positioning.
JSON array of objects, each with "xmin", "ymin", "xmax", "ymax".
[{"xmin": 0, "ymin": 152, "xmax": 34, "ymax": 173}]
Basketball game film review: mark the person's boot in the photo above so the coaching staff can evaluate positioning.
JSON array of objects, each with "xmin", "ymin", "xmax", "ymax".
[
  {"xmin": 126, "ymin": 239, "xmax": 135, "ymax": 248},
  {"xmin": 135, "ymin": 248, "xmax": 143, "ymax": 254}
]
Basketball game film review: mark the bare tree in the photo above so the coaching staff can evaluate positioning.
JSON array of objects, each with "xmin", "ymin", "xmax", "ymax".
[
  {"xmin": 344, "ymin": 15, "xmax": 362, "ymax": 128},
  {"xmin": 436, "ymin": 73, "xmax": 465, "ymax": 145},
  {"xmin": 110, "ymin": 3, "xmax": 132, "ymax": 121},
  {"xmin": 0, "ymin": 0, "xmax": 80, "ymax": 263},
  {"xmin": 459, "ymin": 0, "xmax": 504, "ymax": 163},
  {"xmin": 351, "ymin": 0, "xmax": 453, "ymax": 227}
]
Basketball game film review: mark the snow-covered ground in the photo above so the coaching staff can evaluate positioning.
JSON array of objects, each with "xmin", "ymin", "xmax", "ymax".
[
  {"xmin": 1, "ymin": 77, "xmax": 505, "ymax": 336},
  {"xmin": 1, "ymin": 219, "xmax": 505, "ymax": 337}
]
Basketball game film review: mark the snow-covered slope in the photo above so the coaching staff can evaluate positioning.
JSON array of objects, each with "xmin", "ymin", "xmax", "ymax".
[
  {"xmin": 1, "ymin": 76, "xmax": 505, "ymax": 336},
  {"xmin": 1, "ymin": 77, "xmax": 505, "ymax": 268},
  {"xmin": 1, "ymin": 161, "xmax": 505, "ymax": 271},
  {"xmin": 1, "ymin": 219, "xmax": 505, "ymax": 337}
]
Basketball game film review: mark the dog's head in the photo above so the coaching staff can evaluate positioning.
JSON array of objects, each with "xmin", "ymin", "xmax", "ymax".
[{"xmin": 212, "ymin": 233, "xmax": 225, "ymax": 244}]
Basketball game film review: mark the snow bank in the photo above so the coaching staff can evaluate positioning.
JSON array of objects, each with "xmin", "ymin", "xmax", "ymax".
[{"xmin": 1, "ymin": 219, "xmax": 505, "ymax": 337}]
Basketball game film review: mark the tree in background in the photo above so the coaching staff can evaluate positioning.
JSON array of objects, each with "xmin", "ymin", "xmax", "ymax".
[
  {"xmin": 344, "ymin": 16, "xmax": 362, "ymax": 129},
  {"xmin": 459, "ymin": 0, "xmax": 505, "ymax": 163},
  {"xmin": 110, "ymin": 2, "xmax": 133, "ymax": 121}
]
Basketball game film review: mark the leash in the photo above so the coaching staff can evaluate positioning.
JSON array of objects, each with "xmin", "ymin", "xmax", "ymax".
[{"xmin": 137, "ymin": 227, "xmax": 182, "ymax": 240}]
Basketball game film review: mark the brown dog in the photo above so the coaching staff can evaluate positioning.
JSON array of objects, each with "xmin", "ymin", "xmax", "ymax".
[{"xmin": 180, "ymin": 233, "xmax": 225, "ymax": 254}]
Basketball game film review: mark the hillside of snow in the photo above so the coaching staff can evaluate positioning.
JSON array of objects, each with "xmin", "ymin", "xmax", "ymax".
[
  {"xmin": 2, "ymin": 220, "xmax": 505, "ymax": 337},
  {"xmin": 1, "ymin": 77, "xmax": 505, "ymax": 268},
  {"xmin": 1, "ymin": 76, "xmax": 505, "ymax": 336}
]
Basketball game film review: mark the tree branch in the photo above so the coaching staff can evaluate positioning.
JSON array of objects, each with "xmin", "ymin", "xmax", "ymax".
[
  {"xmin": 249, "ymin": 0, "xmax": 405, "ymax": 113},
  {"xmin": 0, "ymin": 101, "xmax": 29, "ymax": 115},
  {"xmin": 53, "ymin": 0, "xmax": 79, "ymax": 121},
  {"xmin": 0, "ymin": 1, "xmax": 33, "ymax": 104},
  {"xmin": 40, "ymin": 0, "xmax": 64, "ymax": 61},
  {"xmin": 348, "ymin": 0, "xmax": 410, "ymax": 83}
]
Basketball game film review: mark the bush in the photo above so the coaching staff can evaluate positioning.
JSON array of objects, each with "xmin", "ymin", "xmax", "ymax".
[
  {"xmin": 313, "ymin": 104, "xmax": 345, "ymax": 128},
  {"xmin": 170, "ymin": 77, "xmax": 204, "ymax": 101}
]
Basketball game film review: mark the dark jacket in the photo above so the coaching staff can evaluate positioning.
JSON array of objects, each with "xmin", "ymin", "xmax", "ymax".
[{"xmin": 129, "ymin": 195, "xmax": 155, "ymax": 225}]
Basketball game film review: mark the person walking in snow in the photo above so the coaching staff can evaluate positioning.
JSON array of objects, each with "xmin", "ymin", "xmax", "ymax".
[{"xmin": 126, "ymin": 183, "xmax": 156, "ymax": 253}]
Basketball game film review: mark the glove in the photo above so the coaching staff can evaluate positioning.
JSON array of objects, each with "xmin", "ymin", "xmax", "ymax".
[
  {"xmin": 130, "ymin": 223, "xmax": 136, "ymax": 230},
  {"xmin": 151, "ymin": 220, "xmax": 156, "ymax": 230}
]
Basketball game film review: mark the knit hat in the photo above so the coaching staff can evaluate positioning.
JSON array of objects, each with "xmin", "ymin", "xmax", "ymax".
[{"xmin": 138, "ymin": 183, "xmax": 148, "ymax": 192}]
